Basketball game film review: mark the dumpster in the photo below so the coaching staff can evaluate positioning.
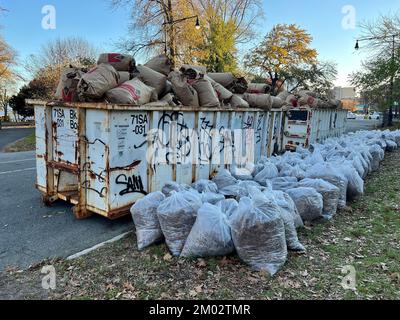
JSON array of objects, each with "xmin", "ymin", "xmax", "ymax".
[
  {"xmin": 28, "ymin": 99, "xmax": 287, "ymax": 219},
  {"xmin": 282, "ymin": 107, "xmax": 347, "ymax": 151},
  {"xmin": 28, "ymin": 100, "xmax": 347, "ymax": 219}
]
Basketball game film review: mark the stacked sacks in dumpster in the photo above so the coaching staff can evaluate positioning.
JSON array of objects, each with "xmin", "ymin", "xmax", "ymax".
[
  {"xmin": 54, "ymin": 52, "xmax": 341, "ymax": 110},
  {"xmin": 130, "ymin": 128, "xmax": 400, "ymax": 275}
]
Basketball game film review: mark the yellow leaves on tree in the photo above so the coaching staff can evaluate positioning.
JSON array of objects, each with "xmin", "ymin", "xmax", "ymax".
[
  {"xmin": 245, "ymin": 23, "xmax": 317, "ymax": 77},
  {"xmin": 0, "ymin": 35, "xmax": 17, "ymax": 84}
]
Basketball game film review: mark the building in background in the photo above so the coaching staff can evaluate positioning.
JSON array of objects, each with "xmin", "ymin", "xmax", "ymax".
[{"xmin": 334, "ymin": 86, "xmax": 359, "ymax": 112}]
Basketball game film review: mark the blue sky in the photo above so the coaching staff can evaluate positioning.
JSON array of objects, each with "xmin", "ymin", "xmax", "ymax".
[{"xmin": 1, "ymin": 0, "xmax": 400, "ymax": 86}]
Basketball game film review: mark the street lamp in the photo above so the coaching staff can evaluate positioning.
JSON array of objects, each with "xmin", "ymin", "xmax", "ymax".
[
  {"xmin": 162, "ymin": 15, "xmax": 201, "ymax": 67},
  {"xmin": 354, "ymin": 34, "xmax": 399, "ymax": 126}
]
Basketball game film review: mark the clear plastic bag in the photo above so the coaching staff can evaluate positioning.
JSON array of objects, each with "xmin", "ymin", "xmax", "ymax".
[
  {"xmin": 181, "ymin": 203, "xmax": 234, "ymax": 258},
  {"xmin": 298, "ymin": 178, "xmax": 340, "ymax": 219},
  {"xmin": 216, "ymin": 199, "xmax": 239, "ymax": 218},
  {"xmin": 306, "ymin": 162, "xmax": 348, "ymax": 210},
  {"xmin": 162, "ymin": 182, "xmax": 190, "ymax": 197},
  {"xmin": 191, "ymin": 179, "xmax": 218, "ymax": 193},
  {"xmin": 229, "ymin": 196, "xmax": 287, "ymax": 276},
  {"xmin": 286, "ymin": 187, "xmax": 324, "ymax": 222},
  {"xmin": 254, "ymin": 163, "xmax": 279, "ymax": 185},
  {"xmin": 130, "ymin": 192, "xmax": 165, "ymax": 250},
  {"xmin": 270, "ymin": 177, "xmax": 299, "ymax": 191},
  {"xmin": 212, "ymin": 169, "xmax": 237, "ymax": 190},
  {"xmin": 270, "ymin": 190, "xmax": 305, "ymax": 252},
  {"xmin": 200, "ymin": 192, "xmax": 225, "ymax": 205},
  {"xmin": 157, "ymin": 191, "xmax": 202, "ymax": 256}
]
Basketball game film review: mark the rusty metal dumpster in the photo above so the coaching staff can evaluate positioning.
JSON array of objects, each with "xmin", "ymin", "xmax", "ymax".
[
  {"xmin": 28, "ymin": 99, "xmax": 347, "ymax": 219},
  {"xmin": 28, "ymin": 100, "xmax": 288, "ymax": 219}
]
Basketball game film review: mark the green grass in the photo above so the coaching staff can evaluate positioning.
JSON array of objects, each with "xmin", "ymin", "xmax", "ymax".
[{"xmin": 4, "ymin": 133, "xmax": 36, "ymax": 152}]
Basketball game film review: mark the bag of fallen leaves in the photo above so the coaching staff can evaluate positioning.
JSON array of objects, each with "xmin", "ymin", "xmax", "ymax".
[
  {"xmin": 298, "ymin": 178, "xmax": 340, "ymax": 219},
  {"xmin": 270, "ymin": 176, "xmax": 299, "ymax": 191},
  {"xmin": 271, "ymin": 96, "xmax": 285, "ymax": 109},
  {"xmin": 105, "ymin": 78, "xmax": 158, "ymax": 105},
  {"xmin": 130, "ymin": 191, "xmax": 165, "ymax": 250},
  {"xmin": 298, "ymin": 93, "xmax": 318, "ymax": 108},
  {"xmin": 191, "ymin": 179, "xmax": 218, "ymax": 193},
  {"xmin": 55, "ymin": 66, "xmax": 85, "ymax": 102},
  {"xmin": 216, "ymin": 199, "xmax": 239, "ymax": 218},
  {"xmin": 157, "ymin": 190, "xmax": 203, "ymax": 256},
  {"xmin": 265, "ymin": 187, "xmax": 305, "ymax": 252},
  {"xmin": 161, "ymin": 182, "xmax": 191, "ymax": 197},
  {"xmin": 181, "ymin": 203, "xmax": 234, "ymax": 258},
  {"xmin": 242, "ymin": 93, "xmax": 272, "ymax": 110},
  {"xmin": 136, "ymin": 65, "xmax": 167, "ymax": 96},
  {"xmin": 200, "ymin": 192, "xmax": 225, "ymax": 205},
  {"xmin": 230, "ymin": 94, "xmax": 249, "ymax": 108},
  {"xmin": 180, "ymin": 64, "xmax": 207, "ymax": 79},
  {"xmin": 247, "ymin": 83, "xmax": 269, "ymax": 94},
  {"xmin": 192, "ymin": 78, "xmax": 220, "ymax": 107},
  {"xmin": 77, "ymin": 63, "xmax": 120, "ymax": 101},
  {"xmin": 212, "ymin": 169, "xmax": 237, "ymax": 190},
  {"xmin": 286, "ymin": 187, "xmax": 324, "ymax": 222},
  {"xmin": 204, "ymin": 75, "xmax": 233, "ymax": 102},
  {"xmin": 98, "ymin": 53, "xmax": 135, "ymax": 72},
  {"xmin": 254, "ymin": 163, "xmax": 279, "ymax": 185},
  {"xmin": 118, "ymin": 71, "xmax": 132, "ymax": 85},
  {"xmin": 168, "ymin": 71, "xmax": 199, "ymax": 107},
  {"xmin": 305, "ymin": 162, "xmax": 349, "ymax": 210},
  {"xmin": 207, "ymin": 72, "xmax": 237, "ymax": 88},
  {"xmin": 145, "ymin": 54, "xmax": 173, "ymax": 76},
  {"xmin": 229, "ymin": 195, "xmax": 287, "ymax": 276}
]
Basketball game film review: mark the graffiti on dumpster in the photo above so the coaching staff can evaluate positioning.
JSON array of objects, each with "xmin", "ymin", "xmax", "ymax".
[{"xmin": 115, "ymin": 174, "xmax": 148, "ymax": 196}]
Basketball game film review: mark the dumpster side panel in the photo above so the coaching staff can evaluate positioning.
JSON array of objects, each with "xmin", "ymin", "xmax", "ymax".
[
  {"xmin": 34, "ymin": 105, "xmax": 47, "ymax": 189},
  {"xmin": 108, "ymin": 110, "xmax": 150, "ymax": 211},
  {"xmin": 51, "ymin": 106, "xmax": 79, "ymax": 166},
  {"xmin": 85, "ymin": 109, "xmax": 110, "ymax": 212}
]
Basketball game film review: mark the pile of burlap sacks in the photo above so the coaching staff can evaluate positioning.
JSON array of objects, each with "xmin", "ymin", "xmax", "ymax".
[{"xmin": 55, "ymin": 53, "xmax": 342, "ymax": 110}]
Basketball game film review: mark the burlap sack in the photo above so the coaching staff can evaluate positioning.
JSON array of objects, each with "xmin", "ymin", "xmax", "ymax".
[
  {"xmin": 192, "ymin": 78, "xmax": 220, "ymax": 107},
  {"xmin": 78, "ymin": 63, "xmax": 119, "ymax": 101},
  {"xmin": 168, "ymin": 71, "xmax": 199, "ymax": 106},
  {"xmin": 204, "ymin": 75, "xmax": 233, "ymax": 102},
  {"xmin": 230, "ymin": 94, "xmax": 249, "ymax": 108},
  {"xmin": 207, "ymin": 72, "xmax": 236, "ymax": 88},
  {"xmin": 277, "ymin": 91, "xmax": 290, "ymax": 101},
  {"xmin": 118, "ymin": 72, "xmax": 132, "ymax": 85},
  {"xmin": 161, "ymin": 93, "xmax": 178, "ymax": 107},
  {"xmin": 247, "ymin": 83, "xmax": 269, "ymax": 94},
  {"xmin": 298, "ymin": 90, "xmax": 317, "ymax": 98},
  {"xmin": 105, "ymin": 78, "xmax": 158, "ymax": 105},
  {"xmin": 271, "ymin": 96, "xmax": 285, "ymax": 109},
  {"xmin": 329, "ymin": 99, "xmax": 342, "ymax": 109},
  {"xmin": 298, "ymin": 93, "xmax": 318, "ymax": 108},
  {"xmin": 55, "ymin": 67, "xmax": 85, "ymax": 102},
  {"xmin": 98, "ymin": 53, "xmax": 135, "ymax": 72},
  {"xmin": 145, "ymin": 54, "xmax": 173, "ymax": 76},
  {"xmin": 243, "ymin": 93, "xmax": 272, "ymax": 110},
  {"xmin": 136, "ymin": 65, "xmax": 167, "ymax": 96},
  {"xmin": 180, "ymin": 65, "xmax": 207, "ymax": 79}
]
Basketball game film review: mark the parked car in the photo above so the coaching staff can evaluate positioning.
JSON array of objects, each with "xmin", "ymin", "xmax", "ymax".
[
  {"xmin": 347, "ymin": 112, "xmax": 357, "ymax": 120},
  {"xmin": 369, "ymin": 112, "xmax": 381, "ymax": 120}
]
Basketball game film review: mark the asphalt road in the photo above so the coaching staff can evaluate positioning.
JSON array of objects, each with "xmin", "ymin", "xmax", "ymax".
[
  {"xmin": 0, "ymin": 129, "xmax": 133, "ymax": 271},
  {"xmin": 0, "ymin": 127, "xmax": 35, "ymax": 151},
  {"xmin": 345, "ymin": 119, "xmax": 382, "ymax": 133}
]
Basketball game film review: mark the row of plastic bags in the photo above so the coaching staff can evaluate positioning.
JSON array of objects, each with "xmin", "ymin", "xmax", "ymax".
[{"xmin": 130, "ymin": 129, "xmax": 400, "ymax": 276}]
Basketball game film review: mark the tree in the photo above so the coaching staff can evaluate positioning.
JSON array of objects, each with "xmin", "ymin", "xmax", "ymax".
[
  {"xmin": 0, "ymin": 36, "xmax": 17, "ymax": 120},
  {"xmin": 286, "ymin": 61, "xmax": 338, "ymax": 97},
  {"xmin": 111, "ymin": 0, "xmax": 262, "ymax": 68},
  {"xmin": 350, "ymin": 54, "xmax": 400, "ymax": 115},
  {"xmin": 353, "ymin": 13, "xmax": 400, "ymax": 124},
  {"xmin": 244, "ymin": 24, "xmax": 318, "ymax": 95},
  {"xmin": 26, "ymin": 37, "xmax": 98, "ymax": 98}
]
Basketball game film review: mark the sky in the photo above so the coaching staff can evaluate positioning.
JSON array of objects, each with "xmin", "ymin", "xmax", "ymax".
[{"xmin": 1, "ymin": 0, "xmax": 400, "ymax": 87}]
